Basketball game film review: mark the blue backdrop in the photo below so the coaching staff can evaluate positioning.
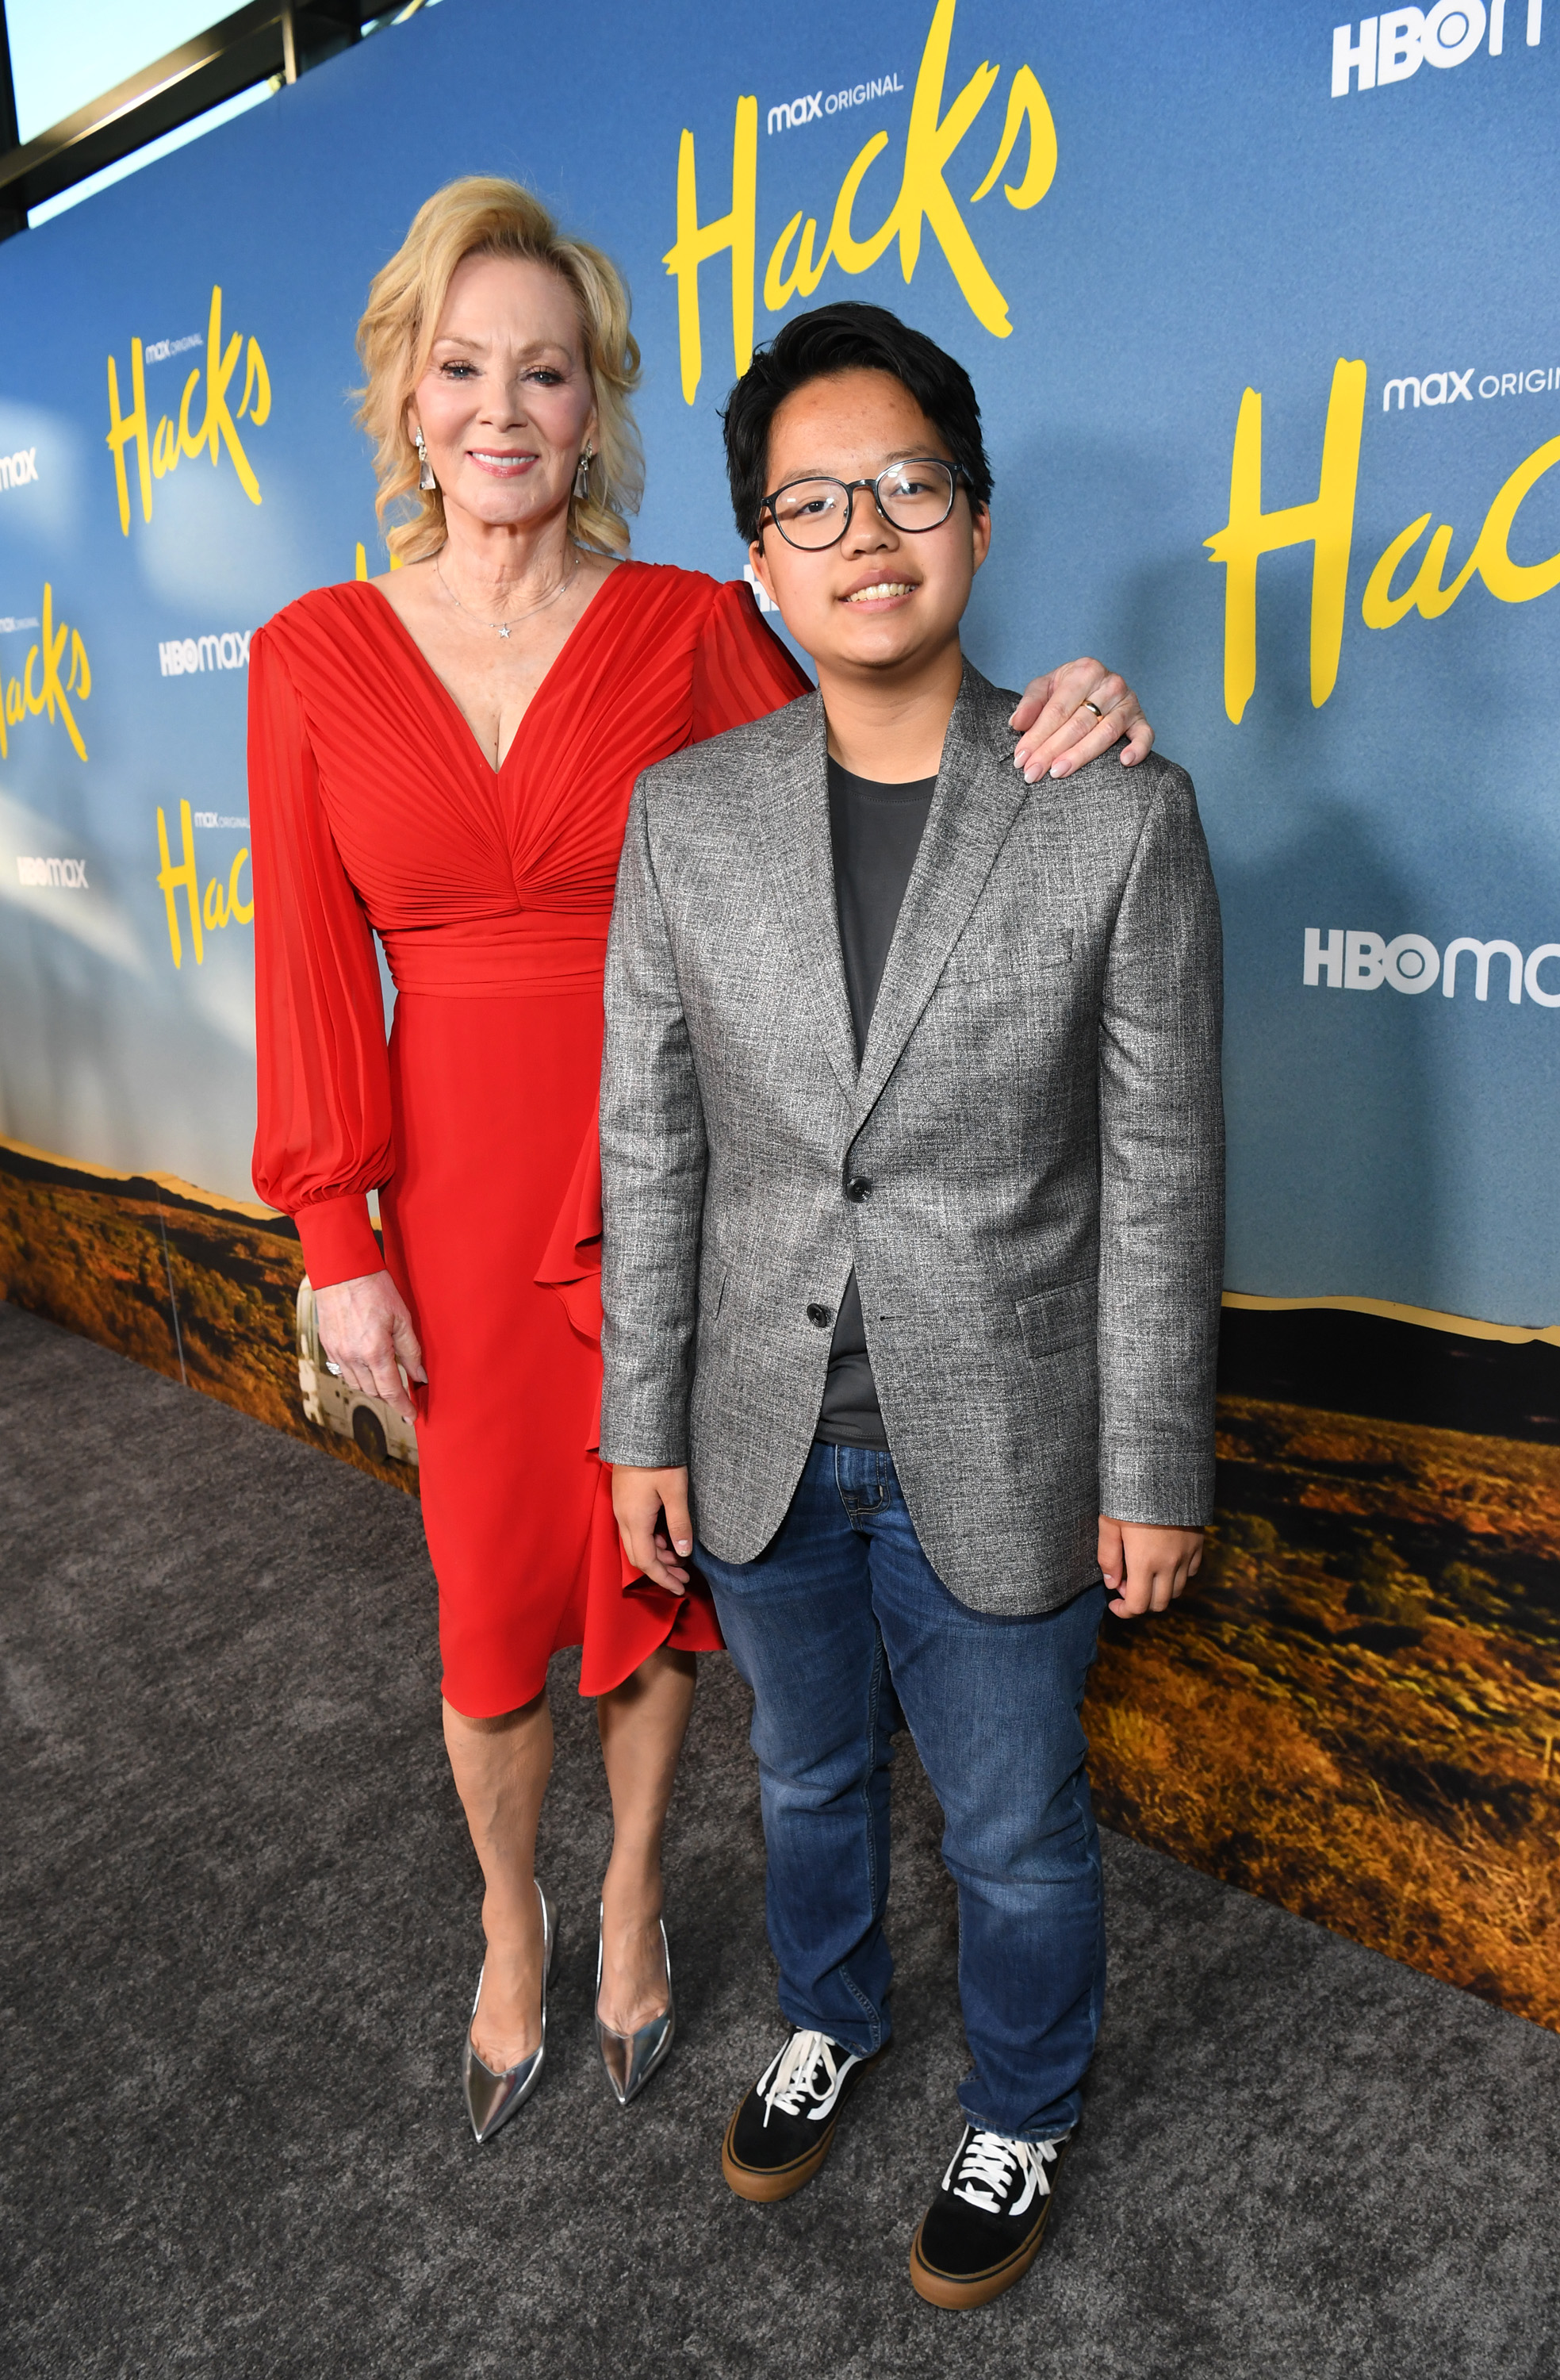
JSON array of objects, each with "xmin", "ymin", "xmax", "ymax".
[{"xmin": 2, "ymin": 0, "xmax": 1558, "ymax": 1326}]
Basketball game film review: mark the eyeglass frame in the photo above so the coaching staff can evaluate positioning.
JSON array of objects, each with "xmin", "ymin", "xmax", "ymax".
[{"xmin": 757, "ymin": 457, "xmax": 974, "ymax": 551}]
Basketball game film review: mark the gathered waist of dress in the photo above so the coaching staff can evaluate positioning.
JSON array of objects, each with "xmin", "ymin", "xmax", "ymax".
[{"xmin": 380, "ymin": 908, "xmax": 611, "ymax": 997}]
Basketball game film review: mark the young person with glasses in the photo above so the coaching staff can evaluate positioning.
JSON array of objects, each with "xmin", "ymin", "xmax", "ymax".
[
  {"xmin": 250, "ymin": 182, "xmax": 1160, "ymax": 2149},
  {"xmin": 602, "ymin": 303, "xmax": 1223, "ymax": 2305}
]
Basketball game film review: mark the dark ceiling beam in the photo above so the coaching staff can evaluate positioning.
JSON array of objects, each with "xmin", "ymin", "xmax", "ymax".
[
  {"xmin": 0, "ymin": 2, "xmax": 23, "ymax": 239},
  {"xmin": 0, "ymin": 0, "xmax": 385, "ymax": 237}
]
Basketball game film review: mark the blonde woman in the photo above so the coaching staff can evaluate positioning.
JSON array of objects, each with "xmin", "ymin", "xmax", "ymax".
[{"xmin": 247, "ymin": 177, "xmax": 1157, "ymax": 2142}]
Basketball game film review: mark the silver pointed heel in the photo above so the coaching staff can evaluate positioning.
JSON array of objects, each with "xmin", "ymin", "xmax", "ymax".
[
  {"xmin": 595, "ymin": 1902, "xmax": 676, "ymax": 2108},
  {"xmin": 463, "ymin": 1880, "xmax": 554, "ymax": 2144}
]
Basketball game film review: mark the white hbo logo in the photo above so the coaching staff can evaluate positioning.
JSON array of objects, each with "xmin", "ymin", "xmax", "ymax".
[
  {"xmin": 1332, "ymin": 2, "xmax": 1543, "ymax": 96},
  {"xmin": 1303, "ymin": 927, "xmax": 1560, "ymax": 1004}
]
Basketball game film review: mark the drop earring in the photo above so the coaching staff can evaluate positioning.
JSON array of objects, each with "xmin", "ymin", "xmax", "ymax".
[
  {"xmin": 574, "ymin": 443, "xmax": 594, "ymax": 502},
  {"xmin": 416, "ymin": 428, "xmax": 436, "ymax": 492}
]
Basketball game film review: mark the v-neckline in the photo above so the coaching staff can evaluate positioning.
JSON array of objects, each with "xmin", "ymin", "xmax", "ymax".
[{"xmin": 357, "ymin": 560, "xmax": 638, "ymax": 777}]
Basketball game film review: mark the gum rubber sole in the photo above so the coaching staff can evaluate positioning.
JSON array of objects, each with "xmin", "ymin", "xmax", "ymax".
[
  {"xmin": 719, "ymin": 2044, "xmax": 890, "ymax": 2204},
  {"xmin": 721, "ymin": 2113, "xmax": 837, "ymax": 2202},
  {"xmin": 908, "ymin": 2198, "xmax": 1054, "ymax": 2309}
]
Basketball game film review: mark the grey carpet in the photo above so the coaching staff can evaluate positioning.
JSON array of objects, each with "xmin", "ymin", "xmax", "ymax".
[{"xmin": 2, "ymin": 1299, "xmax": 1558, "ymax": 2380}]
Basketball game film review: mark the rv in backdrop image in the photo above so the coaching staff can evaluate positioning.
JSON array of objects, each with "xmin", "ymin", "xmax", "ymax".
[{"xmin": 296, "ymin": 1277, "xmax": 419, "ymax": 1468}]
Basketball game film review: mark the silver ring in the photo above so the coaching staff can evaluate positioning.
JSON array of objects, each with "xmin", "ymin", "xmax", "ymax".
[
  {"xmin": 1080, "ymin": 698, "xmax": 1106, "ymax": 720},
  {"xmin": 324, "ymin": 1360, "xmax": 341, "ymax": 1376}
]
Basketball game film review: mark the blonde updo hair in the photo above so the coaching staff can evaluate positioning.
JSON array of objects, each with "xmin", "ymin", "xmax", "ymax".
[{"xmin": 356, "ymin": 175, "xmax": 643, "ymax": 563}]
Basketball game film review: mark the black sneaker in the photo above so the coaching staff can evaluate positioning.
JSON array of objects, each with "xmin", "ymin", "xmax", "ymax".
[
  {"xmin": 910, "ymin": 2125, "xmax": 1069, "ymax": 2307},
  {"xmin": 721, "ymin": 2028, "xmax": 887, "ymax": 2202}
]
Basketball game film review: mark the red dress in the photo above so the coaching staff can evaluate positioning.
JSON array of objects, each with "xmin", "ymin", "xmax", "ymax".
[{"xmin": 248, "ymin": 563, "xmax": 809, "ymax": 1715}]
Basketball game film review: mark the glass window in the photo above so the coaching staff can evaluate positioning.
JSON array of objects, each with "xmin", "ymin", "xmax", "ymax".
[{"xmin": 6, "ymin": 2, "xmax": 233, "ymax": 145}]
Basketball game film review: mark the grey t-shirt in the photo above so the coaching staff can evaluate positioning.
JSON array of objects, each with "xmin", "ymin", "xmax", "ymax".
[{"xmin": 814, "ymin": 756, "xmax": 937, "ymax": 1449}]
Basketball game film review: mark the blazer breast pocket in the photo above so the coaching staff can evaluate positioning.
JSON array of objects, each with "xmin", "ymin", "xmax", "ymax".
[
  {"xmin": 1016, "ymin": 1277, "xmax": 1095, "ymax": 1364},
  {"xmin": 942, "ymin": 924, "xmax": 1074, "ymax": 987}
]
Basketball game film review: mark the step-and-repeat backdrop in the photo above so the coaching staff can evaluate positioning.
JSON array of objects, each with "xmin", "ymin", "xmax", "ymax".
[{"xmin": 2, "ymin": 0, "xmax": 1557, "ymax": 2024}]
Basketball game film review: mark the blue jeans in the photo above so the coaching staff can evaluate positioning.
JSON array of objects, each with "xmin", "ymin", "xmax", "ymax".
[{"xmin": 697, "ymin": 1442, "xmax": 1106, "ymax": 2143}]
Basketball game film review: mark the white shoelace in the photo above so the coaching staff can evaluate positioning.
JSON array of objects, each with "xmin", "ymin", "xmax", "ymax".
[
  {"xmin": 944, "ymin": 2129, "xmax": 1060, "ymax": 2217},
  {"xmin": 758, "ymin": 2029, "xmax": 855, "ymax": 2127}
]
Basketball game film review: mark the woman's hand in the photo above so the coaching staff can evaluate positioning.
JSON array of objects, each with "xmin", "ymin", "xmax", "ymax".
[
  {"xmin": 313, "ymin": 1269, "xmax": 426, "ymax": 1422},
  {"xmin": 1010, "ymin": 658, "xmax": 1156, "ymax": 784}
]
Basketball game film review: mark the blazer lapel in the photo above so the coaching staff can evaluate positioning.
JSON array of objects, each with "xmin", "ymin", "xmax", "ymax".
[
  {"xmin": 751, "ymin": 692, "xmax": 859, "ymax": 1104},
  {"xmin": 851, "ymin": 664, "xmax": 1028, "ymax": 1130}
]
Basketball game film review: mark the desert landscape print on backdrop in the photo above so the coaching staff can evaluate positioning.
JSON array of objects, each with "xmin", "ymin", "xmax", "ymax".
[
  {"xmin": 0, "ymin": 1142, "xmax": 411, "ymax": 1492},
  {"xmin": 1087, "ymin": 1392, "xmax": 1560, "ymax": 2032},
  {"xmin": 4, "ymin": 1142, "xmax": 1557, "ymax": 2030}
]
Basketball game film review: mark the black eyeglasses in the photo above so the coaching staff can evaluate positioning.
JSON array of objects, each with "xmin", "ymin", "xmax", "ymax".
[{"xmin": 760, "ymin": 458, "xmax": 968, "ymax": 551}]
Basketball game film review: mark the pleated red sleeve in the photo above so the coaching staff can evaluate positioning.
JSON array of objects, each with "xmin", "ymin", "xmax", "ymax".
[
  {"xmin": 247, "ymin": 623, "xmax": 393, "ymax": 1290},
  {"xmin": 690, "ymin": 575, "xmax": 811, "ymax": 738}
]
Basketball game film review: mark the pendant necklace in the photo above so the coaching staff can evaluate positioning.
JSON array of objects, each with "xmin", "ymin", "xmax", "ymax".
[{"xmin": 435, "ymin": 548, "xmax": 580, "ymax": 639}]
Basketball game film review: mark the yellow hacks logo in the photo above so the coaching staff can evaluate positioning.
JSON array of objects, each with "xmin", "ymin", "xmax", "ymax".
[
  {"xmin": 0, "ymin": 583, "xmax": 91, "ymax": 762},
  {"xmin": 155, "ymin": 799, "xmax": 253, "ymax": 968},
  {"xmin": 666, "ymin": 0, "xmax": 1056, "ymax": 401},
  {"xmin": 106, "ymin": 286, "xmax": 272, "ymax": 533},
  {"xmin": 1205, "ymin": 363, "xmax": 1560, "ymax": 722}
]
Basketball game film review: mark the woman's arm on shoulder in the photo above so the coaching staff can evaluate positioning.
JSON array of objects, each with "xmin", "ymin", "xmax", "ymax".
[
  {"xmin": 689, "ymin": 576, "xmax": 812, "ymax": 743},
  {"xmin": 1010, "ymin": 656, "xmax": 1156, "ymax": 782},
  {"xmin": 685, "ymin": 576, "xmax": 1157, "ymax": 776}
]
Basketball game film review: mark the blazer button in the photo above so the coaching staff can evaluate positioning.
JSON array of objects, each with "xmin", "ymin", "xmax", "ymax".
[
  {"xmin": 806, "ymin": 1303, "xmax": 832, "ymax": 1328},
  {"xmin": 845, "ymin": 1177, "xmax": 873, "ymax": 1202}
]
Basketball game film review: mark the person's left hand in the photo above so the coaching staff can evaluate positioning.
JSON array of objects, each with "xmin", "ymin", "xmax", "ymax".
[
  {"xmin": 611, "ymin": 1463, "xmax": 693, "ymax": 1595},
  {"xmin": 1010, "ymin": 658, "xmax": 1155, "ymax": 784},
  {"xmin": 1098, "ymin": 1516, "xmax": 1203, "ymax": 1618}
]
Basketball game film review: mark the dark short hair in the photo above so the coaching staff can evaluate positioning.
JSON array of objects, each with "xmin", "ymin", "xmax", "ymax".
[{"xmin": 721, "ymin": 302, "xmax": 994, "ymax": 543}]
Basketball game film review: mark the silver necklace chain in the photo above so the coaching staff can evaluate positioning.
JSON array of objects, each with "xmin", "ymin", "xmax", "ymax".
[{"xmin": 435, "ymin": 548, "xmax": 580, "ymax": 639}]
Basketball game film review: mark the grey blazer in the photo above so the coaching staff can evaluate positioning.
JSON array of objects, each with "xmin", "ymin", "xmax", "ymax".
[{"xmin": 599, "ymin": 662, "xmax": 1225, "ymax": 1615}]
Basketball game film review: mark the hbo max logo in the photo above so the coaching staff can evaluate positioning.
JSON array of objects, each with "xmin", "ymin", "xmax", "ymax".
[{"xmin": 1304, "ymin": 927, "xmax": 1560, "ymax": 1004}]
